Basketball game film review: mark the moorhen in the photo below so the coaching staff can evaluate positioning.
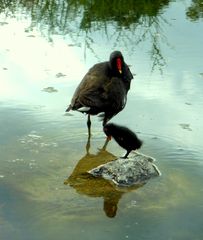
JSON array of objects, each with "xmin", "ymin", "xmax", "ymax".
[
  {"xmin": 66, "ymin": 51, "xmax": 133, "ymax": 135},
  {"xmin": 103, "ymin": 123, "xmax": 143, "ymax": 158}
]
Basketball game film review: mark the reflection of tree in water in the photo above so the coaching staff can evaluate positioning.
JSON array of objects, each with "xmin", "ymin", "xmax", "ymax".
[
  {"xmin": 64, "ymin": 137, "xmax": 141, "ymax": 218},
  {"xmin": 0, "ymin": 0, "xmax": 171, "ymax": 71},
  {"xmin": 0, "ymin": 0, "xmax": 16, "ymax": 14},
  {"xmin": 186, "ymin": 0, "xmax": 203, "ymax": 21}
]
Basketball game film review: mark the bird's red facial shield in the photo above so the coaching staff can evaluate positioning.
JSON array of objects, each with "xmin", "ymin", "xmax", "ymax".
[{"xmin": 116, "ymin": 58, "xmax": 122, "ymax": 74}]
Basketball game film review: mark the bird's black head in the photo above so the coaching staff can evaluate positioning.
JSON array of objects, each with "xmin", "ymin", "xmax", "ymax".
[{"xmin": 109, "ymin": 51, "xmax": 124, "ymax": 76}]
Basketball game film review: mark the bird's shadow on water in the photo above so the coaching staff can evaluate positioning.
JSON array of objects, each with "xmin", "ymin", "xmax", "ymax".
[{"xmin": 64, "ymin": 136, "xmax": 143, "ymax": 218}]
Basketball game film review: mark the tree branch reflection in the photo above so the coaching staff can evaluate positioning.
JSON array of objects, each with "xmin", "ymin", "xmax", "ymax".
[
  {"xmin": 0, "ymin": 0, "xmax": 172, "ymax": 72},
  {"xmin": 186, "ymin": 0, "xmax": 203, "ymax": 21}
]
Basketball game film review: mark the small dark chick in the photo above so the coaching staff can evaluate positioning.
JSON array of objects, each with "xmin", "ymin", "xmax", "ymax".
[{"xmin": 103, "ymin": 123, "xmax": 143, "ymax": 158}]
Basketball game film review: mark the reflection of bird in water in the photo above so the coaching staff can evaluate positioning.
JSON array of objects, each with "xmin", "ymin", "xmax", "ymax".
[
  {"xmin": 66, "ymin": 51, "xmax": 133, "ymax": 136},
  {"xmin": 103, "ymin": 123, "xmax": 143, "ymax": 158},
  {"xmin": 64, "ymin": 136, "xmax": 140, "ymax": 218}
]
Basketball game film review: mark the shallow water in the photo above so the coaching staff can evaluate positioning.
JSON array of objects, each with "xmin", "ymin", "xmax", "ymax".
[{"xmin": 0, "ymin": 0, "xmax": 203, "ymax": 239}]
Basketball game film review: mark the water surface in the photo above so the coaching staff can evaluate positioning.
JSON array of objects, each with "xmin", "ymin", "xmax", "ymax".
[{"xmin": 0, "ymin": 1, "xmax": 203, "ymax": 239}]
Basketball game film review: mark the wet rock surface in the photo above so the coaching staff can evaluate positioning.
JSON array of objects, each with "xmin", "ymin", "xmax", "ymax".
[{"xmin": 88, "ymin": 152, "xmax": 161, "ymax": 187}]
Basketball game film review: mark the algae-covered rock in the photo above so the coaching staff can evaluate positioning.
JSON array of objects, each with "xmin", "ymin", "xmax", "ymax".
[{"xmin": 88, "ymin": 152, "xmax": 161, "ymax": 187}]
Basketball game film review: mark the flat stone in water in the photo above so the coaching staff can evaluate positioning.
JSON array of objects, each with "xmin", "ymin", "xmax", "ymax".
[{"xmin": 88, "ymin": 152, "xmax": 161, "ymax": 187}]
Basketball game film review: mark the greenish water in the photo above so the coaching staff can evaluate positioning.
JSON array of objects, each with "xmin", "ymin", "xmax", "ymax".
[{"xmin": 0, "ymin": 1, "xmax": 203, "ymax": 239}]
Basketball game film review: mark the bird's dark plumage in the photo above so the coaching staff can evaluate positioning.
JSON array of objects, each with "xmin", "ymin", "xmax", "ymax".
[
  {"xmin": 66, "ymin": 51, "xmax": 133, "ymax": 134},
  {"xmin": 103, "ymin": 123, "xmax": 143, "ymax": 158}
]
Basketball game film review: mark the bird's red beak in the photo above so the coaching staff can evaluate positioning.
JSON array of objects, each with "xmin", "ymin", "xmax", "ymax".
[{"xmin": 116, "ymin": 58, "xmax": 122, "ymax": 74}]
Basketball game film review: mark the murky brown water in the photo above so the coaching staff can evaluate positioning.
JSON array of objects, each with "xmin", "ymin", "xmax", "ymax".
[{"xmin": 0, "ymin": 1, "xmax": 203, "ymax": 239}]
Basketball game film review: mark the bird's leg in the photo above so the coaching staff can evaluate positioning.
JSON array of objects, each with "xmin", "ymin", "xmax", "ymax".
[
  {"xmin": 101, "ymin": 137, "xmax": 110, "ymax": 151},
  {"xmin": 102, "ymin": 114, "xmax": 109, "ymax": 127},
  {"xmin": 122, "ymin": 150, "xmax": 131, "ymax": 159},
  {"xmin": 86, "ymin": 134, "xmax": 91, "ymax": 154},
  {"xmin": 87, "ymin": 114, "xmax": 91, "ymax": 137},
  {"xmin": 99, "ymin": 115, "xmax": 110, "ymax": 151}
]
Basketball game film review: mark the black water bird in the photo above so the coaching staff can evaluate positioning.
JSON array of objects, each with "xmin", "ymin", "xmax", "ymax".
[
  {"xmin": 103, "ymin": 123, "xmax": 143, "ymax": 158},
  {"xmin": 66, "ymin": 51, "xmax": 133, "ymax": 135}
]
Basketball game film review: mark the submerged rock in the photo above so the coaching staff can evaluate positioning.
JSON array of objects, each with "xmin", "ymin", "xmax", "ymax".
[
  {"xmin": 42, "ymin": 87, "xmax": 58, "ymax": 93},
  {"xmin": 88, "ymin": 152, "xmax": 161, "ymax": 187},
  {"xmin": 55, "ymin": 72, "xmax": 66, "ymax": 78}
]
